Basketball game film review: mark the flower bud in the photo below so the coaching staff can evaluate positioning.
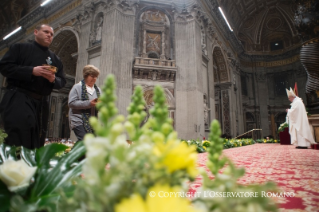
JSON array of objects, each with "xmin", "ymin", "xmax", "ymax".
[
  {"xmin": 124, "ymin": 121, "xmax": 135, "ymax": 138},
  {"xmin": 161, "ymin": 123, "xmax": 172, "ymax": 135},
  {"xmin": 167, "ymin": 132, "xmax": 178, "ymax": 140},
  {"xmin": 152, "ymin": 132, "xmax": 165, "ymax": 143},
  {"xmin": 111, "ymin": 123, "xmax": 124, "ymax": 135},
  {"xmin": 115, "ymin": 115, "xmax": 125, "ymax": 123}
]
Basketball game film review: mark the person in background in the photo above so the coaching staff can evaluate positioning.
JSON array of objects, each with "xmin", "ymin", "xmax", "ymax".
[
  {"xmin": 68, "ymin": 65, "xmax": 101, "ymax": 141},
  {"xmin": 286, "ymin": 88, "xmax": 315, "ymax": 149},
  {"xmin": 0, "ymin": 24, "xmax": 66, "ymax": 149}
]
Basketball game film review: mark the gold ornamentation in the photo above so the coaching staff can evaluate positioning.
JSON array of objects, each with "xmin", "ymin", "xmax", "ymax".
[
  {"xmin": 241, "ymin": 55, "xmax": 300, "ymax": 67},
  {"xmin": 26, "ymin": 0, "xmax": 81, "ymax": 35}
]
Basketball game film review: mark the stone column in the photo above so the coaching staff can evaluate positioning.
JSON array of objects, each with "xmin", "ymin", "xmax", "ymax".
[
  {"xmin": 256, "ymin": 71, "xmax": 270, "ymax": 137},
  {"xmin": 100, "ymin": 7, "xmax": 135, "ymax": 116},
  {"xmin": 236, "ymin": 67, "xmax": 244, "ymax": 135},
  {"xmin": 206, "ymin": 36, "xmax": 215, "ymax": 124},
  {"xmin": 75, "ymin": 18, "xmax": 91, "ymax": 83},
  {"xmin": 161, "ymin": 30, "xmax": 165, "ymax": 59},
  {"xmin": 227, "ymin": 64, "xmax": 237, "ymax": 137},
  {"xmin": 175, "ymin": 18, "xmax": 203, "ymax": 139},
  {"xmin": 220, "ymin": 84, "xmax": 232, "ymax": 136},
  {"xmin": 143, "ymin": 29, "xmax": 147, "ymax": 57},
  {"xmin": 54, "ymin": 96, "xmax": 64, "ymax": 138}
]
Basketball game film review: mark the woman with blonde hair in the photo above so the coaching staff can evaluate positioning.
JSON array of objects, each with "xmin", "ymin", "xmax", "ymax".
[{"xmin": 68, "ymin": 65, "xmax": 101, "ymax": 141}]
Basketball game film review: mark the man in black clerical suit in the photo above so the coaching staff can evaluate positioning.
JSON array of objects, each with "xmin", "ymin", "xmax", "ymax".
[{"xmin": 0, "ymin": 24, "xmax": 66, "ymax": 149}]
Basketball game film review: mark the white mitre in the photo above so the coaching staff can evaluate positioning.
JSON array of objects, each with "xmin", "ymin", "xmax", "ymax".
[{"xmin": 286, "ymin": 87, "xmax": 296, "ymax": 97}]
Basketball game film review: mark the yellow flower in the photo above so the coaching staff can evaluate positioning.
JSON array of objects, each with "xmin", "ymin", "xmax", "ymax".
[
  {"xmin": 153, "ymin": 140, "xmax": 198, "ymax": 177},
  {"xmin": 115, "ymin": 195, "xmax": 146, "ymax": 212},
  {"xmin": 203, "ymin": 146, "xmax": 206, "ymax": 150},
  {"xmin": 202, "ymin": 140, "xmax": 210, "ymax": 145},
  {"xmin": 115, "ymin": 184, "xmax": 199, "ymax": 212}
]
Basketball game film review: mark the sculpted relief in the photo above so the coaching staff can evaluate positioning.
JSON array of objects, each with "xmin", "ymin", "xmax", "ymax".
[
  {"xmin": 95, "ymin": 16, "xmax": 103, "ymax": 42},
  {"xmin": 201, "ymin": 26, "xmax": 208, "ymax": 56},
  {"xmin": 142, "ymin": 10, "xmax": 167, "ymax": 23},
  {"xmin": 90, "ymin": 14, "xmax": 103, "ymax": 46}
]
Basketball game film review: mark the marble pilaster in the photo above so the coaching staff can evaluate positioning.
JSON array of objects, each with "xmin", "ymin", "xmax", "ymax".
[
  {"xmin": 100, "ymin": 8, "xmax": 135, "ymax": 116},
  {"xmin": 53, "ymin": 96, "xmax": 65, "ymax": 138},
  {"xmin": 175, "ymin": 19, "xmax": 204, "ymax": 139},
  {"xmin": 75, "ymin": 21, "xmax": 91, "ymax": 83}
]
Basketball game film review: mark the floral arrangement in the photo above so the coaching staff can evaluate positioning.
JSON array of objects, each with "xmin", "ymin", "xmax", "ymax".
[
  {"xmin": 278, "ymin": 122, "xmax": 289, "ymax": 133},
  {"xmin": 255, "ymin": 139, "xmax": 279, "ymax": 143},
  {"xmin": 0, "ymin": 138, "xmax": 86, "ymax": 211},
  {"xmin": 0, "ymin": 128, "xmax": 7, "ymax": 145},
  {"xmin": 182, "ymin": 139, "xmax": 206, "ymax": 153},
  {"xmin": 223, "ymin": 138, "xmax": 255, "ymax": 149},
  {"xmin": 182, "ymin": 138, "xmax": 256, "ymax": 152},
  {"xmin": 0, "ymin": 75, "xmax": 278, "ymax": 212}
]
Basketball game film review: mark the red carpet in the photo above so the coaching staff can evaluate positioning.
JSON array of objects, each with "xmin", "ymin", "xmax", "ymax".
[{"xmin": 189, "ymin": 144, "xmax": 319, "ymax": 211}]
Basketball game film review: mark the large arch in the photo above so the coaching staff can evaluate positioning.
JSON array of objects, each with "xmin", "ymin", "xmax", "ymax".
[
  {"xmin": 50, "ymin": 29, "xmax": 78, "ymax": 77},
  {"xmin": 141, "ymin": 85, "xmax": 176, "ymax": 127},
  {"xmin": 47, "ymin": 29, "xmax": 78, "ymax": 139},
  {"xmin": 212, "ymin": 46, "xmax": 230, "ymax": 83}
]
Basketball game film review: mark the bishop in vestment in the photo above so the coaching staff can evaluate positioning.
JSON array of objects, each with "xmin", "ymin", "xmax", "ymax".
[{"xmin": 286, "ymin": 88, "xmax": 315, "ymax": 149}]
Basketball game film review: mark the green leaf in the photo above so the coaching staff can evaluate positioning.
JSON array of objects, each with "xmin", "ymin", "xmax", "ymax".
[
  {"xmin": 20, "ymin": 147, "xmax": 37, "ymax": 167},
  {"xmin": 196, "ymin": 146, "xmax": 206, "ymax": 153},
  {"xmin": 0, "ymin": 144, "xmax": 18, "ymax": 163},
  {"xmin": 29, "ymin": 142, "xmax": 85, "ymax": 200},
  {"xmin": 34, "ymin": 194, "xmax": 60, "ymax": 212},
  {"xmin": 0, "ymin": 180, "xmax": 13, "ymax": 212},
  {"xmin": 33, "ymin": 180, "xmax": 79, "ymax": 212},
  {"xmin": 35, "ymin": 143, "xmax": 68, "ymax": 169}
]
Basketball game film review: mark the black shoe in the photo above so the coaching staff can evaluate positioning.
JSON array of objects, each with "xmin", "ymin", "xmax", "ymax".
[{"xmin": 296, "ymin": 146, "xmax": 308, "ymax": 149}]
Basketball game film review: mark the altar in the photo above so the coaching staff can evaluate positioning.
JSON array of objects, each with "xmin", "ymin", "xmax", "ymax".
[{"xmin": 279, "ymin": 128, "xmax": 291, "ymax": 145}]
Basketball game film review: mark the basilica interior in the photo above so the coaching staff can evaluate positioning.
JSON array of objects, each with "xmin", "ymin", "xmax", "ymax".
[{"xmin": 0, "ymin": 0, "xmax": 318, "ymax": 141}]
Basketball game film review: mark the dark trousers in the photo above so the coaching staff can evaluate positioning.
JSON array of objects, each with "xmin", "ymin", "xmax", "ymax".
[
  {"xmin": 73, "ymin": 125, "xmax": 86, "ymax": 142},
  {"xmin": 0, "ymin": 89, "xmax": 49, "ymax": 149}
]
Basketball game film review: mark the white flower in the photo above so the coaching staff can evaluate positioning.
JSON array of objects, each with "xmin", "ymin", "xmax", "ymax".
[
  {"xmin": 0, "ymin": 159, "xmax": 37, "ymax": 192},
  {"xmin": 84, "ymin": 137, "xmax": 109, "ymax": 169}
]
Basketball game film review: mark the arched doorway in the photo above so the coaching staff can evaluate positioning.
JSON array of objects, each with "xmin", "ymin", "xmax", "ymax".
[
  {"xmin": 47, "ymin": 29, "xmax": 78, "ymax": 139},
  {"xmin": 212, "ymin": 46, "xmax": 231, "ymax": 136},
  {"xmin": 141, "ymin": 86, "xmax": 175, "ymax": 128}
]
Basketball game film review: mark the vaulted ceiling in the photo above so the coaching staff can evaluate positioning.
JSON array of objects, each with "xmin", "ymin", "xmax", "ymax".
[
  {"xmin": 1, "ymin": 0, "xmax": 301, "ymax": 56},
  {"xmin": 218, "ymin": 0, "xmax": 301, "ymax": 54},
  {"xmin": 0, "ymin": 0, "xmax": 41, "ymax": 40}
]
